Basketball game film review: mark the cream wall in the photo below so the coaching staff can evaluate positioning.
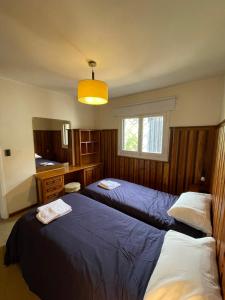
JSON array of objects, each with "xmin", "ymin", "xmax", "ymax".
[
  {"xmin": 0, "ymin": 78, "xmax": 95, "ymax": 214},
  {"xmin": 96, "ymin": 76, "xmax": 224, "ymax": 129}
]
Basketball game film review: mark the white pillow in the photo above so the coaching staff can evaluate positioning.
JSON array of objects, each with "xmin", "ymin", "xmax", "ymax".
[
  {"xmin": 35, "ymin": 153, "xmax": 42, "ymax": 159},
  {"xmin": 144, "ymin": 230, "xmax": 222, "ymax": 300},
  {"xmin": 167, "ymin": 192, "xmax": 212, "ymax": 235}
]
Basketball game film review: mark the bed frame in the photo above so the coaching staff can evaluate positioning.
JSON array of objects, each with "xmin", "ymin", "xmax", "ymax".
[{"xmin": 212, "ymin": 121, "xmax": 225, "ymax": 298}]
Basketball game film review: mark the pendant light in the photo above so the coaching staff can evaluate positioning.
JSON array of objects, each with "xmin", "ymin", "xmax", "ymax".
[{"xmin": 77, "ymin": 60, "xmax": 108, "ymax": 105}]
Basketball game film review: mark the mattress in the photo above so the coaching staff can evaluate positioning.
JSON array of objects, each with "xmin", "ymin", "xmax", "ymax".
[
  {"xmin": 5, "ymin": 193, "xmax": 165, "ymax": 300},
  {"xmin": 82, "ymin": 178, "xmax": 205, "ymax": 238}
]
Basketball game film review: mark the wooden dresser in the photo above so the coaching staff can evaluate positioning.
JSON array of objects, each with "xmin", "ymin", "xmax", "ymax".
[{"xmin": 35, "ymin": 163, "xmax": 102, "ymax": 204}]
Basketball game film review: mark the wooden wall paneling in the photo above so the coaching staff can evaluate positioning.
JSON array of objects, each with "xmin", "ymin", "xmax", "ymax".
[
  {"xmin": 194, "ymin": 130, "xmax": 206, "ymax": 184},
  {"xmin": 138, "ymin": 159, "xmax": 144, "ymax": 186},
  {"xmin": 100, "ymin": 127, "xmax": 216, "ymax": 195},
  {"xmin": 211, "ymin": 123, "xmax": 225, "ymax": 298},
  {"xmin": 111, "ymin": 130, "xmax": 116, "ymax": 177},
  {"xmin": 184, "ymin": 129, "xmax": 195, "ymax": 192},
  {"xmin": 162, "ymin": 162, "xmax": 169, "ymax": 192},
  {"xmin": 213, "ymin": 127, "xmax": 224, "ymax": 239},
  {"xmin": 144, "ymin": 160, "xmax": 150, "ymax": 187},
  {"xmin": 168, "ymin": 128, "xmax": 180, "ymax": 194},
  {"xmin": 177, "ymin": 129, "xmax": 188, "ymax": 194},
  {"xmin": 107, "ymin": 130, "xmax": 112, "ymax": 177}
]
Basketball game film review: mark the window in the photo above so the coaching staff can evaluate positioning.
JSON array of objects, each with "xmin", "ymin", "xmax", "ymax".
[{"xmin": 119, "ymin": 113, "xmax": 169, "ymax": 161}]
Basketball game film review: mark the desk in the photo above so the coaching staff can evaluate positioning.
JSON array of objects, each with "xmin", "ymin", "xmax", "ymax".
[{"xmin": 35, "ymin": 163, "xmax": 102, "ymax": 204}]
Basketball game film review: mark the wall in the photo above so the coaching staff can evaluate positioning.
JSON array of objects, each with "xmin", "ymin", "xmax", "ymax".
[
  {"xmin": 96, "ymin": 76, "xmax": 224, "ymax": 129},
  {"xmin": 0, "ymin": 78, "xmax": 95, "ymax": 214}
]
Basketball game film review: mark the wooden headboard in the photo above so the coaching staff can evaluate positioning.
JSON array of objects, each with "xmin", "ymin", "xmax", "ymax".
[{"xmin": 212, "ymin": 121, "xmax": 225, "ymax": 298}]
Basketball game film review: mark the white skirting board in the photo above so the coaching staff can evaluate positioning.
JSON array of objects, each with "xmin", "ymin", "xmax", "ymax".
[{"xmin": 0, "ymin": 148, "xmax": 9, "ymax": 219}]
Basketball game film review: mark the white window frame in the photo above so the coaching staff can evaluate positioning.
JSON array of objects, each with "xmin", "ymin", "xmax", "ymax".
[{"xmin": 118, "ymin": 112, "xmax": 170, "ymax": 162}]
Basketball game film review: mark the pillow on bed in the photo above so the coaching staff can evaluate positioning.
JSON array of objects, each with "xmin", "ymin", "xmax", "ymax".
[
  {"xmin": 35, "ymin": 153, "xmax": 42, "ymax": 159},
  {"xmin": 167, "ymin": 192, "xmax": 212, "ymax": 235},
  {"xmin": 144, "ymin": 230, "xmax": 222, "ymax": 300}
]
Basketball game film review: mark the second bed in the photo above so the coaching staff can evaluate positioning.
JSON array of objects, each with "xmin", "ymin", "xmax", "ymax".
[{"xmin": 82, "ymin": 178, "xmax": 204, "ymax": 238}]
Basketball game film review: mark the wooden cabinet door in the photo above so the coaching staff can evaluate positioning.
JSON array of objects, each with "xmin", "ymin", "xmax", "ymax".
[
  {"xmin": 84, "ymin": 168, "xmax": 93, "ymax": 186},
  {"xmin": 84, "ymin": 165, "xmax": 102, "ymax": 186}
]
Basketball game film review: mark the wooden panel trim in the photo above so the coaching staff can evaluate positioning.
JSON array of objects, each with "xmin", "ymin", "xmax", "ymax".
[{"xmin": 211, "ymin": 121, "xmax": 225, "ymax": 298}]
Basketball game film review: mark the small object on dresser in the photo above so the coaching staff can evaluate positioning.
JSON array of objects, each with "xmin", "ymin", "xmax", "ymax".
[
  {"xmin": 63, "ymin": 162, "xmax": 69, "ymax": 172},
  {"xmin": 64, "ymin": 182, "xmax": 81, "ymax": 193}
]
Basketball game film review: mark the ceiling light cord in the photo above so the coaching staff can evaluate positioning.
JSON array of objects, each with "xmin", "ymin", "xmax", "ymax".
[{"xmin": 88, "ymin": 60, "xmax": 96, "ymax": 80}]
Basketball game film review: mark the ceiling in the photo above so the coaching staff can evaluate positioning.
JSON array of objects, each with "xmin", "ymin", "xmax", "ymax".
[{"xmin": 0, "ymin": 0, "xmax": 225, "ymax": 98}]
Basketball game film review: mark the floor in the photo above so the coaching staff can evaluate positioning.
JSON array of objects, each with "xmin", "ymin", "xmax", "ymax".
[
  {"xmin": 0, "ymin": 211, "xmax": 40, "ymax": 300},
  {"xmin": 0, "ymin": 214, "xmax": 22, "ymax": 247}
]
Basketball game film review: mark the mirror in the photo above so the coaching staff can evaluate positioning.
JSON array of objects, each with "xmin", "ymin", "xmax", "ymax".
[{"xmin": 32, "ymin": 117, "xmax": 71, "ymax": 173}]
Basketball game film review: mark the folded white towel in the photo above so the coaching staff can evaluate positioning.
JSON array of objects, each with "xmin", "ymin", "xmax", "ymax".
[
  {"xmin": 98, "ymin": 180, "xmax": 121, "ymax": 190},
  {"xmin": 36, "ymin": 199, "xmax": 72, "ymax": 224},
  {"xmin": 40, "ymin": 162, "xmax": 54, "ymax": 166}
]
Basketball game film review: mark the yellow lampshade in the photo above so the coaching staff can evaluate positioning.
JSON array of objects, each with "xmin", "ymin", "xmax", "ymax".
[{"xmin": 77, "ymin": 79, "xmax": 108, "ymax": 105}]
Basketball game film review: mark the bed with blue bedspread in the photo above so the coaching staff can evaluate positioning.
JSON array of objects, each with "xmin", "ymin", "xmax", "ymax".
[
  {"xmin": 82, "ymin": 178, "xmax": 204, "ymax": 238},
  {"xmin": 5, "ymin": 193, "xmax": 165, "ymax": 300}
]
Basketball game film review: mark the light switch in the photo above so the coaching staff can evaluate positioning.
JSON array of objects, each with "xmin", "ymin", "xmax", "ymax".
[{"xmin": 4, "ymin": 149, "xmax": 11, "ymax": 156}]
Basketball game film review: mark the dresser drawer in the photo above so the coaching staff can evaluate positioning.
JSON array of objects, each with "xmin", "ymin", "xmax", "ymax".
[
  {"xmin": 44, "ymin": 192, "xmax": 61, "ymax": 203},
  {"xmin": 45, "ymin": 184, "xmax": 63, "ymax": 195},
  {"xmin": 43, "ymin": 176, "xmax": 63, "ymax": 188}
]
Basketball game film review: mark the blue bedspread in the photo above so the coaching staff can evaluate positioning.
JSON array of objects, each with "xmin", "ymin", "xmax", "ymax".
[
  {"xmin": 83, "ymin": 178, "xmax": 204, "ymax": 238},
  {"xmin": 5, "ymin": 193, "xmax": 165, "ymax": 300}
]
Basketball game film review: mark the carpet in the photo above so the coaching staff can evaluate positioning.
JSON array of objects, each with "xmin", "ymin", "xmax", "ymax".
[{"xmin": 0, "ymin": 246, "xmax": 40, "ymax": 300}]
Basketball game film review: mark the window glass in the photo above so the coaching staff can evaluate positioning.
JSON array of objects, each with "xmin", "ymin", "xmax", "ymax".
[
  {"xmin": 122, "ymin": 118, "xmax": 139, "ymax": 151},
  {"xmin": 142, "ymin": 116, "xmax": 163, "ymax": 153}
]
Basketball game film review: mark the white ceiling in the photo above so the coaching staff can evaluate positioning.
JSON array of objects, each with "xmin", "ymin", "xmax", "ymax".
[{"xmin": 0, "ymin": 0, "xmax": 225, "ymax": 98}]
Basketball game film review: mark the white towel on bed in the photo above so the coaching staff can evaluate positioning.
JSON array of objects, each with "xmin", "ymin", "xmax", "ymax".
[
  {"xmin": 98, "ymin": 180, "xmax": 121, "ymax": 190},
  {"xmin": 36, "ymin": 199, "xmax": 72, "ymax": 224}
]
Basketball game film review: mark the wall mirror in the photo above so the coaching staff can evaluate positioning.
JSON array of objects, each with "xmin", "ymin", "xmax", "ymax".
[{"xmin": 32, "ymin": 117, "xmax": 71, "ymax": 173}]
